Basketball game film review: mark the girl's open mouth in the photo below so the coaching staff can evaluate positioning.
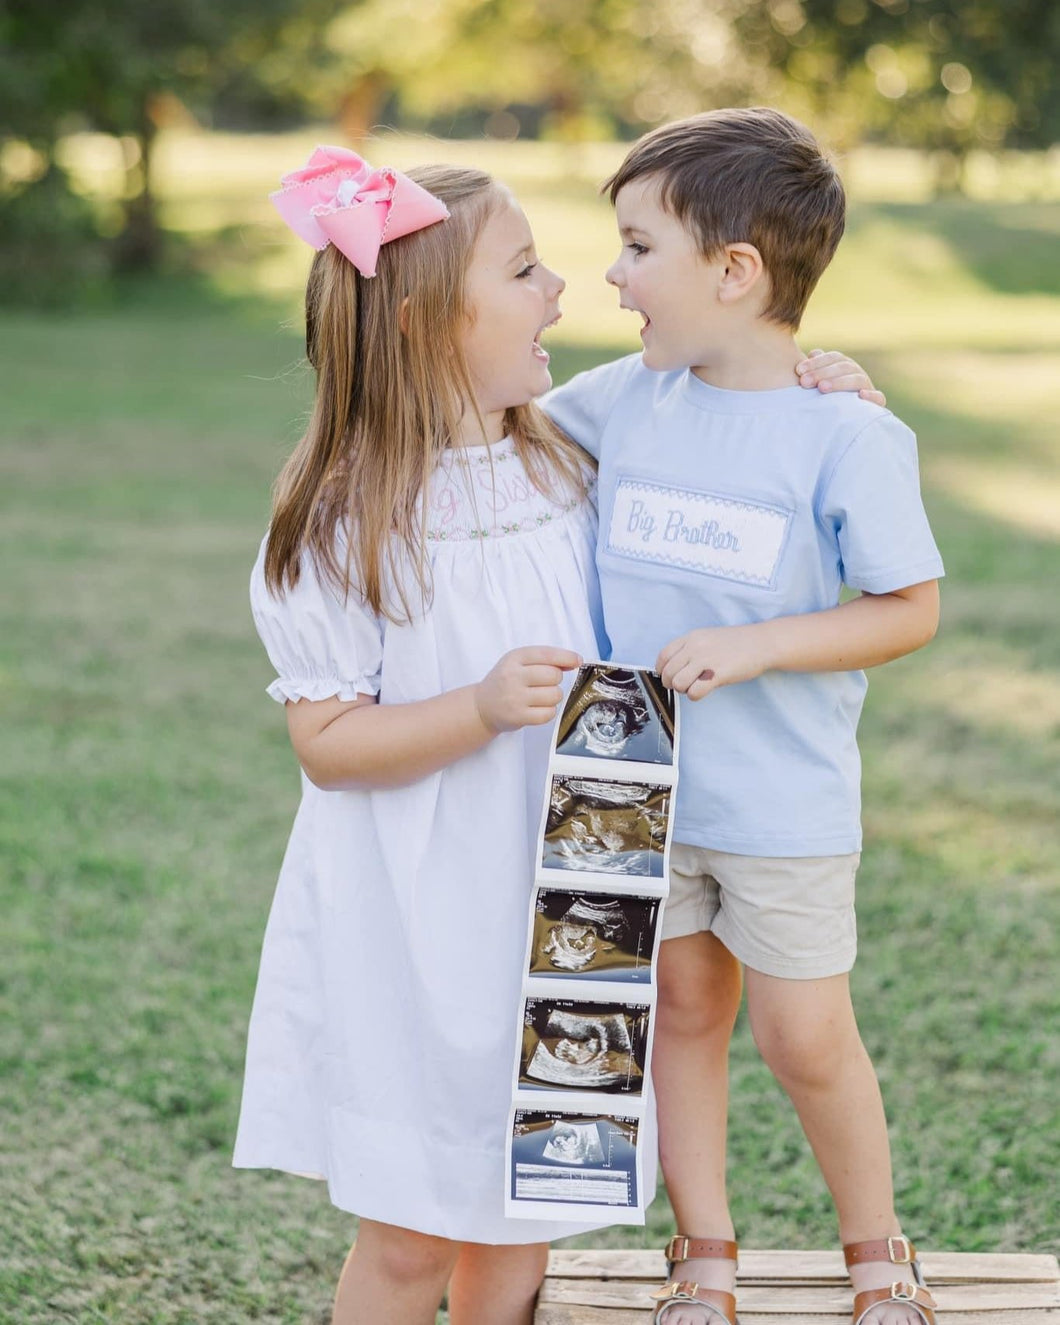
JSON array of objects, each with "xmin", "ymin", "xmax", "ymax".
[{"xmin": 533, "ymin": 312, "xmax": 561, "ymax": 362}]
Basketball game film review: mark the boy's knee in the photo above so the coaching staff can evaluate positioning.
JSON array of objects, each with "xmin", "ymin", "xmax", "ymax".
[
  {"xmin": 657, "ymin": 949, "xmax": 741, "ymax": 1039},
  {"xmin": 657, "ymin": 983, "xmax": 732, "ymax": 1040},
  {"xmin": 750, "ymin": 1008, "xmax": 861, "ymax": 1091}
]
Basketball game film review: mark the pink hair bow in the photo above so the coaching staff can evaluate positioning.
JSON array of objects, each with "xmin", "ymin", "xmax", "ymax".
[{"xmin": 270, "ymin": 145, "xmax": 450, "ymax": 277}]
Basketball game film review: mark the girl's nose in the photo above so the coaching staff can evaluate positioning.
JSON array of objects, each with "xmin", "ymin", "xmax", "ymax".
[{"xmin": 545, "ymin": 264, "xmax": 566, "ymax": 297}]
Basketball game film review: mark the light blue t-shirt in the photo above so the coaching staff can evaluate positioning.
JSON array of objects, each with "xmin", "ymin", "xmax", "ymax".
[{"xmin": 544, "ymin": 355, "xmax": 944, "ymax": 857}]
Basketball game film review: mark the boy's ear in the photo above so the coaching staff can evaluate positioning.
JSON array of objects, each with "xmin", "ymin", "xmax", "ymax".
[{"xmin": 717, "ymin": 242, "xmax": 765, "ymax": 305}]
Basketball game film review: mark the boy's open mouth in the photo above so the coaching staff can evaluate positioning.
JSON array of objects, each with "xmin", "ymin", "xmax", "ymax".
[{"xmin": 621, "ymin": 303, "xmax": 651, "ymax": 336}]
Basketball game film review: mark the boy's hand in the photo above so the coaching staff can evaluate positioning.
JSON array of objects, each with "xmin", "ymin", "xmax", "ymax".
[
  {"xmin": 475, "ymin": 646, "xmax": 582, "ymax": 733},
  {"xmin": 657, "ymin": 626, "xmax": 770, "ymax": 701},
  {"xmin": 796, "ymin": 348, "xmax": 886, "ymax": 407}
]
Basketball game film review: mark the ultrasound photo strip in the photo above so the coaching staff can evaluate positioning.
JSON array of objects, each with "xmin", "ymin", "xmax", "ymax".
[{"xmin": 506, "ymin": 662, "xmax": 680, "ymax": 1225}]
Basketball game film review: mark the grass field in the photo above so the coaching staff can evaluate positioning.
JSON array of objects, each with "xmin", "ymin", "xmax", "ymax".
[{"xmin": 2, "ymin": 131, "xmax": 1059, "ymax": 1323}]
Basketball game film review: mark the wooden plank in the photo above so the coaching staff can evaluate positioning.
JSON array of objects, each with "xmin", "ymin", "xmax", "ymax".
[
  {"xmin": 539, "ymin": 1279, "xmax": 1060, "ymax": 1313},
  {"xmin": 537, "ymin": 1310, "xmax": 1060, "ymax": 1325},
  {"xmin": 535, "ymin": 1249, "xmax": 1060, "ymax": 1324},
  {"xmin": 545, "ymin": 1250, "xmax": 1060, "ymax": 1285}
]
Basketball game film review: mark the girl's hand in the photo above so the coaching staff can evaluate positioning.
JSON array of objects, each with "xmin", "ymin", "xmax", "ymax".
[
  {"xmin": 475, "ymin": 646, "xmax": 582, "ymax": 733},
  {"xmin": 657, "ymin": 626, "xmax": 771, "ymax": 701},
  {"xmin": 796, "ymin": 348, "xmax": 886, "ymax": 407}
]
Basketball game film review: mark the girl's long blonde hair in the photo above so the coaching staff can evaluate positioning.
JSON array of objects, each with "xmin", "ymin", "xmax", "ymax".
[{"xmin": 264, "ymin": 164, "xmax": 589, "ymax": 621}]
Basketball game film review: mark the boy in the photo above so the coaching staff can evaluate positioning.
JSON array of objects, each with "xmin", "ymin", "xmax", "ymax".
[{"xmin": 544, "ymin": 108, "xmax": 942, "ymax": 1325}]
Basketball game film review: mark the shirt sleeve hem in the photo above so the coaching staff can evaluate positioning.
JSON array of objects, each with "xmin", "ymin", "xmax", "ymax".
[{"xmin": 843, "ymin": 558, "xmax": 945, "ymax": 594}]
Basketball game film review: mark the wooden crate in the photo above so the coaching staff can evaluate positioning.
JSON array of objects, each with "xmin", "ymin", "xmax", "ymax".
[{"xmin": 535, "ymin": 1248, "xmax": 1060, "ymax": 1324}]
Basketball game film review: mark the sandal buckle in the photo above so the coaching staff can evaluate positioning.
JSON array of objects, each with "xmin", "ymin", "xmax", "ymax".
[
  {"xmin": 666, "ymin": 1236, "xmax": 690, "ymax": 1263},
  {"xmin": 887, "ymin": 1235, "xmax": 913, "ymax": 1265},
  {"xmin": 653, "ymin": 1280, "xmax": 699, "ymax": 1302},
  {"xmin": 892, "ymin": 1281, "xmax": 917, "ymax": 1301}
]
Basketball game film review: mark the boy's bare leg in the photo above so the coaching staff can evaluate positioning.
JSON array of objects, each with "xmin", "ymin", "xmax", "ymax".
[
  {"xmin": 447, "ymin": 1241, "xmax": 550, "ymax": 1325},
  {"xmin": 331, "ymin": 1219, "xmax": 459, "ymax": 1325},
  {"xmin": 745, "ymin": 969, "xmax": 925, "ymax": 1325},
  {"xmin": 651, "ymin": 932, "xmax": 743, "ymax": 1323}
]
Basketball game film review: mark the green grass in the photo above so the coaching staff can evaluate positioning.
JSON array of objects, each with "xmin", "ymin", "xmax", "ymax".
[{"xmin": 2, "ymin": 135, "xmax": 1059, "ymax": 1322}]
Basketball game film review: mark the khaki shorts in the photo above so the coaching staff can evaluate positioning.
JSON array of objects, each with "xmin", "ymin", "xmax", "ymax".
[{"xmin": 662, "ymin": 841, "xmax": 861, "ymax": 979}]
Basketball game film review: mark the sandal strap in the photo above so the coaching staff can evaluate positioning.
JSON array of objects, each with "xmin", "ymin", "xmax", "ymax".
[
  {"xmin": 651, "ymin": 1281, "xmax": 738, "ymax": 1325},
  {"xmin": 665, "ymin": 1235, "xmax": 739, "ymax": 1264},
  {"xmin": 844, "ymin": 1235, "xmax": 918, "ymax": 1267},
  {"xmin": 853, "ymin": 1282, "xmax": 937, "ymax": 1325}
]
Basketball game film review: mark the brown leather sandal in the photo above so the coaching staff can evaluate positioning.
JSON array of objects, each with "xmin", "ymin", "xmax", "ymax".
[
  {"xmin": 650, "ymin": 1235, "xmax": 739, "ymax": 1325},
  {"xmin": 844, "ymin": 1235, "xmax": 938, "ymax": 1325}
]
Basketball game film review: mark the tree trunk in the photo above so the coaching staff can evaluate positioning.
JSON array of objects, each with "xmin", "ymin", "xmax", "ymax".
[
  {"xmin": 339, "ymin": 72, "xmax": 390, "ymax": 145},
  {"xmin": 115, "ymin": 100, "xmax": 162, "ymax": 273},
  {"xmin": 933, "ymin": 147, "xmax": 968, "ymax": 196}
]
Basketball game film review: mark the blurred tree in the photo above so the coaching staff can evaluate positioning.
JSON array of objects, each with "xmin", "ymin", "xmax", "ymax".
[
  {"xmin": 730, "ymin": 0, "xmax": 1060, "ymax": 174},
  {"xmin": 322, "ymin": 0, "xmax": 775, "ymax": 143},
  {"xmin": 322, "ymin": 0, "xmax": 1058, "ymax": 169},
  {"xmin": 0, "ymin": 0, "xmax": 347, "ymax": 271},
  {"xmin": 2, "ymin": 0, "xmax": 1055, "ymax": 290}
]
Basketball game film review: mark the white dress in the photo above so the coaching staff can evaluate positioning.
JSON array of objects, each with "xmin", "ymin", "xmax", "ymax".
[{"xmin": 233, "ymin": 438, "xmax": 647, "ymax": 1242}]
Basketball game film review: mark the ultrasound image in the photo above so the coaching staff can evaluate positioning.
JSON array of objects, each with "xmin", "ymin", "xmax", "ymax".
[
  {"xmin": 541, "ymin": 1120, "xmax": 605, "ymax": 1165},
  {"xmin": 520, "ymin": 998, "xmax": 649, "ymax": 1094},
  {"xmin": 542, "ymin": 776, "xmax": 670, "ymax": 877},
  {"xmin": 556, "ymin": 665, "xmax": 675, "ymax": 765},
  {"xmin": 529, "ymin": 891, "xmax": 661, "ymax": 981}
]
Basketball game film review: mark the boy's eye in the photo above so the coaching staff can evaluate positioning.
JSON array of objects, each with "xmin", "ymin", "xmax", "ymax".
[
  {"xmin": 516, "ymin": 262, "xmax": 538, "ymax": 279},
  {"xmin": 628, "ymin": 242, "xmax": 648, "ymax": 256}
]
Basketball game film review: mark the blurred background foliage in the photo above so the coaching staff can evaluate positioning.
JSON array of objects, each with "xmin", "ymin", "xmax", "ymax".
[{"xmin": 1, "ymin": 0, "xmax": 1058, "ymax": 302}]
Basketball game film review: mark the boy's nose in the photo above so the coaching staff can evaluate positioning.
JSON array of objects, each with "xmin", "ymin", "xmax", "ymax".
[{"xmin": 605, "ymin": 259, "xmax": 623, "ymax": 287}]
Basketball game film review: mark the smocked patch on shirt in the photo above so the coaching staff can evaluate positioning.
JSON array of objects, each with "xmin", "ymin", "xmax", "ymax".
[{"xmin": 606, "ymin": 475, "xmax": 792, "ymax": 589}]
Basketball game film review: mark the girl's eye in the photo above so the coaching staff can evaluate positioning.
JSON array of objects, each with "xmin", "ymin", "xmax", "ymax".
[{"xmin": 516, "ymin": 263, "xmax": 538, "ymax": 279}]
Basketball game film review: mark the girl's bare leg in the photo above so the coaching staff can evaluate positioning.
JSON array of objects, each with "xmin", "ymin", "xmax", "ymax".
[
  {"xmin": 331, "ymin": 1219, "xmax": 459, "ymax": 1325},
  {"xmin": 745, "ymin": 969, "xmax": 924, "ymax": 1325},
  {"xmin": 448, "ymin": 1241, "xmax": 550, "ymax": 1325}
]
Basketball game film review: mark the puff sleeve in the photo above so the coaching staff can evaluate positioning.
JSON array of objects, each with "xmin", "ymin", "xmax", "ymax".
[{"xmin": 249, "ymin": 536, "xmax": 384, "ymax": 704}]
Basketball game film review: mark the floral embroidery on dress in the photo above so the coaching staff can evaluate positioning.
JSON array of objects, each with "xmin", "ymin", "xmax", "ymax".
[
  {"xmin": 464, "ymin": 448, "xmax": 520, "ymax": 466},
  {"xmin": 425, "ymin": 494, "xmax": 583, "ymax": 542}
]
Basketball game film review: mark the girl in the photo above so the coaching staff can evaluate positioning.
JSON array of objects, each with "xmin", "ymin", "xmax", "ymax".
[{"xmin": 233, "ymin": 146, "xmax": 879, "ymax": 1325}]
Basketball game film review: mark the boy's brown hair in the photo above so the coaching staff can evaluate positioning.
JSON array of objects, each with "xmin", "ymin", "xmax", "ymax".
[{"xmin": 604, "ymin": 107, "xmax": 845, "ymax": 329}]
